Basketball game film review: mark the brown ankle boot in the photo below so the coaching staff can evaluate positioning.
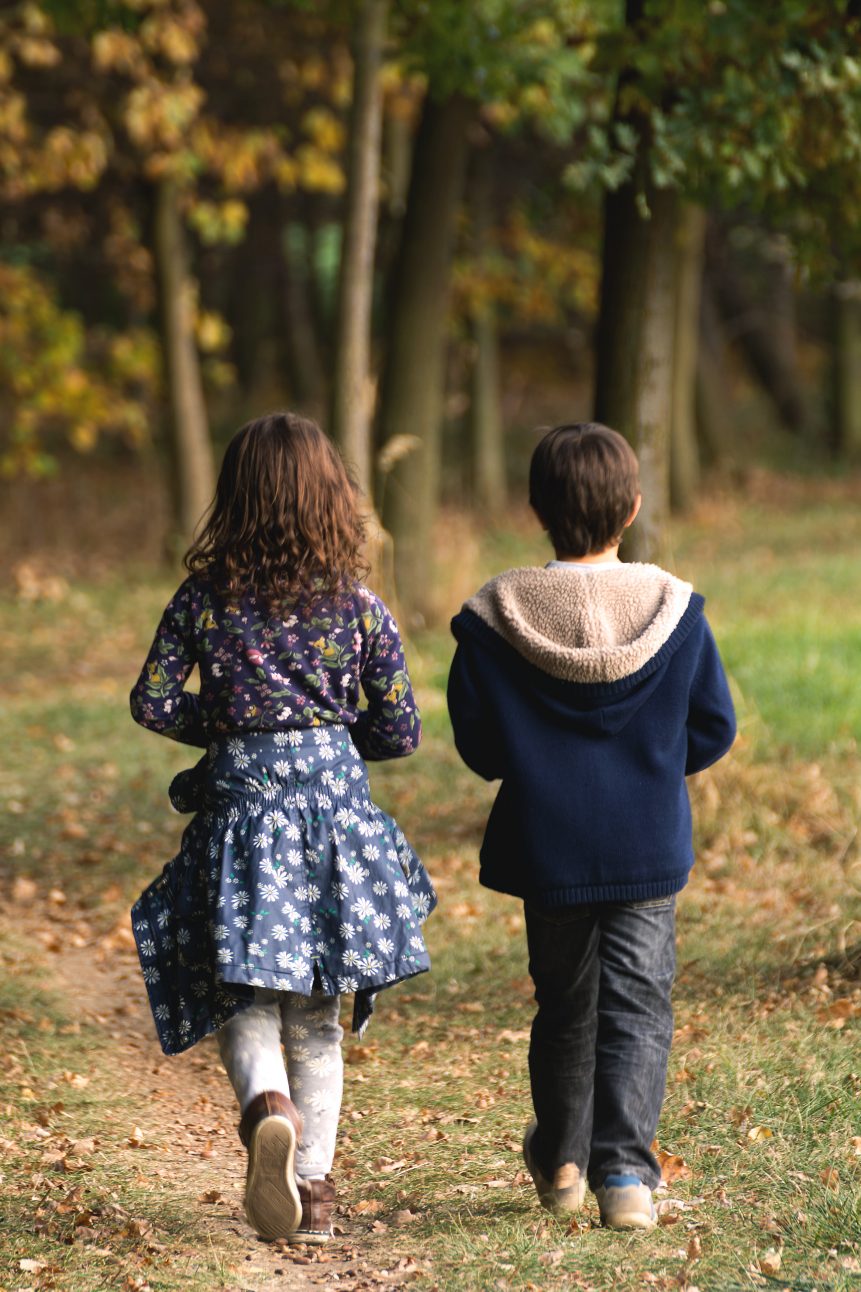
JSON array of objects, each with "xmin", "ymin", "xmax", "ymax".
[
  {"xmin": 238, "ymin": 1091, "xmax": 303, "ymax": 1240},
  {"xmin": 288, "ymin": 1175, "xmax": 337, "ymax": 1245}
]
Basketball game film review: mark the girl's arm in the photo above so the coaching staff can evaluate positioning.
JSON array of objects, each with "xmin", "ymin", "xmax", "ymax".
[
  {"xmin": 685, "ymin": 619, "xmax": 736, "ymax": 775},
  {"xmin": 130, "ymin": 581, "xmax": 207, "ymax": 748},
  {"xmin": 352, "ymin": 597, "xmax": 421, "ymax": 761}
]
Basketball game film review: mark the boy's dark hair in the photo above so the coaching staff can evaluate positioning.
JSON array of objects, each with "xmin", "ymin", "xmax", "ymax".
[
  {"xmin": 529, "ymin": 422, "xmax": 640, "ymax": 557},
  {"xmin": 185, "ymin": 411, "xmax": 367, "ymax": 607}
]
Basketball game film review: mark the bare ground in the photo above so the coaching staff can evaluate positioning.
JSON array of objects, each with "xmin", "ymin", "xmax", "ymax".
[{"xmin": 2, "ymin": 891, "xmax": 419, "ymax": 1292}]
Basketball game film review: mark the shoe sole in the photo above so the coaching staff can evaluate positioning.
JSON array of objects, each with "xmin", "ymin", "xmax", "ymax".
[
  {"xmin": 287, "ymin": 1228, "xmax": 332, "ymax": 1246},
  {"xmin": 244, "ymin": 1116, "xmax": 302, "ymax": 1240},
  {"xmin": 601, "ymin": 1210, "xmax": 657, "ymax": 1231}
]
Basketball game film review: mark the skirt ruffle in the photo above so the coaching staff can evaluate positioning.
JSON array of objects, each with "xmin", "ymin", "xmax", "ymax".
[{"xmin": 131, "ymin": 727, "xmax": 435, "ymax": 1055}]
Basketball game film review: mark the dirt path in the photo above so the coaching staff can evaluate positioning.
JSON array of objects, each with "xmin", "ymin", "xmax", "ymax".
[{"xmin": 4, "ymin": 891, "xmax": 413, "ymax": 1292}]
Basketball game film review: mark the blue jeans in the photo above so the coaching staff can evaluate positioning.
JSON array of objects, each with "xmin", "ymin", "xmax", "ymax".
[{"xmin": 524, "ymin": 896, "xmax": 676, "ymax": 1191}]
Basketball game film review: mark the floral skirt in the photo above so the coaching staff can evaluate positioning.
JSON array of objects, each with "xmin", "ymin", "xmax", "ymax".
[{"xmin": 131, "ymin": 727, "xmax": 436, "ymax": 1056}]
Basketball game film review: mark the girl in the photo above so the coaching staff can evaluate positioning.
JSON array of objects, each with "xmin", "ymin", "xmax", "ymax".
[{"xmin": 129, "ymin": 412, "xmax": 435, "ymax": 1244}]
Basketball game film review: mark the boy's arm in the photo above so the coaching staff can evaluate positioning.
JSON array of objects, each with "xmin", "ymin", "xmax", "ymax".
[
  {"xmin": 447, "ymin": 641, "xmax": 504, "ymax": 781},
  {"xmin": 129, "ymin": 582, "xmax": 207, "ymax": 748},
  {"xmin": 686, "ymin": 619, "xmax": 736, "ymax": 775},
  {"xmin": 353, "ymin": 598, "xmax": 421, "ymax": 761}
]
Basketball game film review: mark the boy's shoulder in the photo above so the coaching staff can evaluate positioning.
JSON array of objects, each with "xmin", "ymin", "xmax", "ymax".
[
  {"xmin": 458, "ymin": 562, "xmax": 696, "ymax": 628},
  {"xmin": 453, "ymin": 563, "xmax": 704, "ymax": 687}
]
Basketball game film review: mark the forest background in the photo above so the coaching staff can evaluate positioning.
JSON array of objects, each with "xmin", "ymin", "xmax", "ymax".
[{"xmin": 1, "ymin": 2, "xmax": 861, "ymax": 1291}]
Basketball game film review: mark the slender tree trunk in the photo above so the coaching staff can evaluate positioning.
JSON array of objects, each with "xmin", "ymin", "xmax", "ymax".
[
  {"xmin": 153, "ymin": 177, "xmax": 215, "ymax": 549},
  {"xmin": 593, "ymin": 0, "xmax": 679, "ymax": 563},
  {"xmin": 280, "ymin": 217, "xmax": 326, "ymax": 414},
  {"xmin": 670, "ymin": 203, "xmax": 706, "ymax": 512},
  {"xmin": 330, "ymin": 0, "xmax": 387, "ymax": 496},
  {"xmin": 830, "ymin": 280, "xmax": 861, "ymax": 460},
  {"xmin": 469, "ymin": 148, "xmax": 505, "ymax": 510},
  {"xmin": 594, "ymin": 177, "xmax": 677, "ymax": 562},
  {"xmin": 696, "ymin": 282, "xmax": 735, "ymax": 466},
  {"xmin": 471, "ymin": 308, "xmax": 505, "ymax": 510},
  {"xmin": 708, "ymin": 223, "xmax": 807, "ymax": 435},
  {"xmin": 377, "ymin": 90, "xmax": 473, "ymax": 620}
]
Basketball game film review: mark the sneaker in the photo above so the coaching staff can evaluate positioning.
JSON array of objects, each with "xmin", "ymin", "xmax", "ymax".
[
  {"xmin": 522, "ymin": 1121, "xmax": 586, "ymax": 1215},
  {"xmin": 289, "ymin": 1175, "xmax": 337, "ymax": 1245},
  {"xmin": 594, "ymin": 1174, "xmax": 657, "ymax": 1230},
  {"xmin": 238, "ymin": 1090, "xmax": 303, "ymax": 1240}
]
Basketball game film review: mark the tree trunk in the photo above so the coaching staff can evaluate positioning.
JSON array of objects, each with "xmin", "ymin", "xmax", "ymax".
[
  {"xmin": 670, "ymin": 203, "xmax": 706, "ymax": 512},
  {"xmin": 377, "ymin": 90, "xmax": 473, "ymax": 621},
  {"xmin": 830, "ymin": 280, "xmax": 861, "ymax": 461},
  {"xmin": 696, "ymin": 281, "xmax": 735, "ymax": 467},
  {"xmin": 279, "ymin": 217, "xmax": 326, "ymax": 415},
  {"xmin": 707, "ymin": 223, "xmax": 807, "ymax": 436},
  {"xmin": 594, "ymin": 178, "xmax": 677, "ymax": 563},
  {"xmin": 469, "ymin": 148, "xmax": 505, "ymax": 511},
  {"xmin": 330, "ymin": 0, "xmax": 387, "ymax": 496},
  {"xmin": 153, "ymin": 177, "xmax": 215, "ymax": 550}
]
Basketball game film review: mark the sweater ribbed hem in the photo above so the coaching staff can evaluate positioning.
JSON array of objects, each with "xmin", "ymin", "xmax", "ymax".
[{"xmin": 478, "ymin": 870, "xmax": 689, "ymax": 906}]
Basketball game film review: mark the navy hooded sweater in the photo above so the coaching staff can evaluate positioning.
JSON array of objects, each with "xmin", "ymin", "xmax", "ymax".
[{"xmin": 447, "ymin": 562, "xmax": 736, "ymax": 906}]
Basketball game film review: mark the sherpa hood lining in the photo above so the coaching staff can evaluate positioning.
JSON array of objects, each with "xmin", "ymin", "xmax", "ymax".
[{"xmin": 456, "ymin": 564, "xmax": 702, "ymax": 689}]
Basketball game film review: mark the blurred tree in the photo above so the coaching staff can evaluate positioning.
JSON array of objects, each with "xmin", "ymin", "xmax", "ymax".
[
  {"xmin": 376, "ymin": 87, "xmax": 473, "ymax": 618},
  {"xmin": 153, "ymin": 176, "xmax": 215, "ymax": 547},
  {"xmin": 578, "ymin": 0, "xmax": 861, "ymax": 556},
  {"xmin": 468, "ymin": 143, "xmax": 506, "ymax": 512},
  {"xmin": 378, "ymin": 0, "xmax": 598, "ymax": 616},
  {"xmin": 830, "ymin": 281, "xmax": 861, "ymax": 461},
  {"xmin": 670, "ymin": 203, "xmax": 706, "ymax": 511},
  {"xmin": 330, "ymin": 0, "xmax": 388, "ymax": 497}
]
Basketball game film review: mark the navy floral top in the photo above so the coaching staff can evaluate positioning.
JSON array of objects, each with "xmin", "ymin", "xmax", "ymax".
[{"xmin": 130, "ymin": 576, "xmax": 421, "ymax": 760}]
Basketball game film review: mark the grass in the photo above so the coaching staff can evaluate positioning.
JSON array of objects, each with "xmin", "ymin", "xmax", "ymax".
[{"xmin": 1, "ymin": 478, "xmax": 861, "ymax": 1290}]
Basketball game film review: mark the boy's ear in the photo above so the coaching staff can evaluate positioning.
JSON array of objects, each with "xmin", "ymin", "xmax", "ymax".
[{"xmin": 625, "ymin": 495, "xmax": 642, "ymax": 528}]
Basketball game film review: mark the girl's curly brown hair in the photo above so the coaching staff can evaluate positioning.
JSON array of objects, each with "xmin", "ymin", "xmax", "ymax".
[{"xmin": 185, "ymin": 411, "xmax": 367, "ymax": 608}]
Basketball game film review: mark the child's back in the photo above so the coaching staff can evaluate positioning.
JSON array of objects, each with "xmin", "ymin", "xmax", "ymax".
[
  {"xmin": 449, "ymin": 559, "xmax": 734, "ymax": 905},
  {"xmin": 447, "ymin": 423, "xmax": 735, "ymax": 1231}
]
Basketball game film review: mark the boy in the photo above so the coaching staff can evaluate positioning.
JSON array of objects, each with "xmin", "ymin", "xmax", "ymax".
[{"xmin": 447, "ymin": 423, "xmax": 735, "ymax": 1230}]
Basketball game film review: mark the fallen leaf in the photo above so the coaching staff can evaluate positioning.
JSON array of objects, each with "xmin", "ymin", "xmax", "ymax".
[
  {"xmin": 68, "ymin": 1137, "xmax": 96, "ymax": 1158},
  {"xmin": 656, "ymin": 1147, "xmax": 692, "ymax": 1183},
  {"xmin": 352, "ymin": 1199, "xmax": 383, "ymax": 1215},
  {"xmin": 817, "ymin": 997, "xmax": 861, "ymax": 1026},
  {"xmin": 345, "ymin": 1045, "xmax": 377, "ymax": 1065},
  {"xmin": 12, "ymin": 876, "xmax": 38, "ymax": 904},
  {"xmin": 61, "ymin": 1071, "xmax": 90, "ymax": 1088},
  {"xmin": 758, "ymin": 1247, "xmax": 782, "ymax": 1276}
]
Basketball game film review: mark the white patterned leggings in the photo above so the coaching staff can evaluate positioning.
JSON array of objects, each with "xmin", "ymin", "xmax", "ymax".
[{"xmin": 217, "ymin": 988, "xmax": 343, "ymax": 1180}]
